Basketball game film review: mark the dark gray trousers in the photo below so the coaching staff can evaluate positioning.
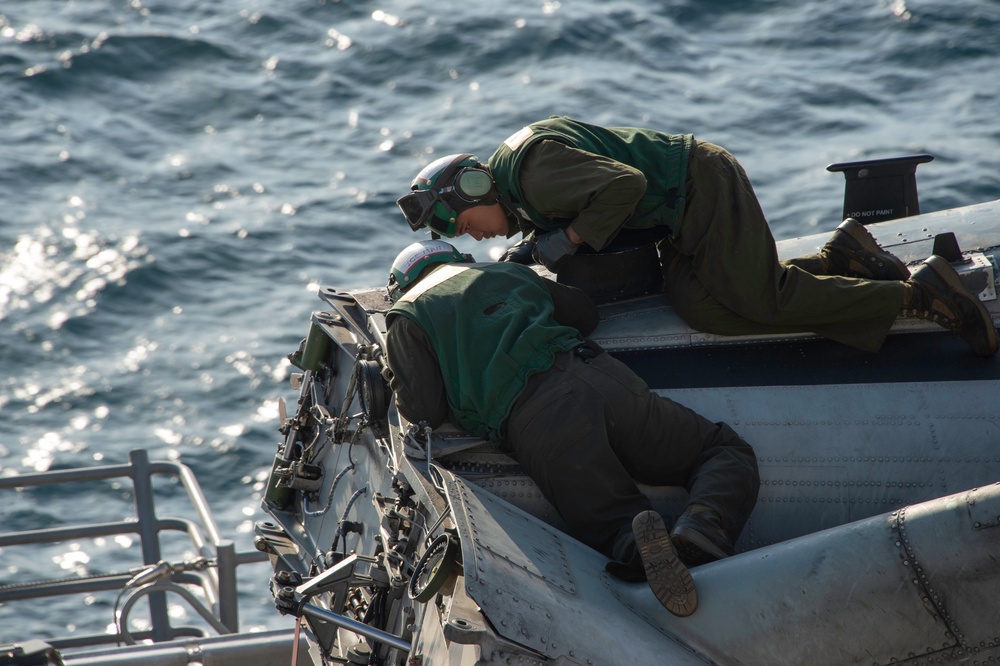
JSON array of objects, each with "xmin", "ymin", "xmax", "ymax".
[{"xmin": 505, "ymin": 349, "xmax": 759, "ymax": 562}]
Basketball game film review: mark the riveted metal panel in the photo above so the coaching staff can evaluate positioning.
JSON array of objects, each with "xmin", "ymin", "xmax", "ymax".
[
  {"xmin": 441, "ymin": 469, "xmax": 710, "ymax": 666},
  {"xmin": 900, "ymin": 483, "xmax": 1000, "ymax": 656},
  {"xmin": 969, "ymin": 482, "xmax": 1000, "ymax": 531}
]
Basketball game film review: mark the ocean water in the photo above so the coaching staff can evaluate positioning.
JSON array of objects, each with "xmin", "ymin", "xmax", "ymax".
[{"xmin": 2, "ymin": 0, "xmax": 999, "ymax": 643}]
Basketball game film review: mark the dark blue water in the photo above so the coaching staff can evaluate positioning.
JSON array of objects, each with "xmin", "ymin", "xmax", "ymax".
[{"xmin": 2, "ymin": 0, "xmax": 999, "ymax": 641}]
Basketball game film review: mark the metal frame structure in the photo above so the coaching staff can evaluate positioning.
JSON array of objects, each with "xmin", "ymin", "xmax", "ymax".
[{"xmin": 0, "ymin": 449, "xmax": 268, "ymax": 651}]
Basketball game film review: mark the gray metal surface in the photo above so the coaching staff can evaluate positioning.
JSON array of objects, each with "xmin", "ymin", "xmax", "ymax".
[
  {"xmin": 442, "ymin": 468, "xmax": 710, "ymax": 665},
  {"xmin": 257, "ymin": 198, "xmax": 1000, "ymax": 665},
  {"xmin": 664, "ymin": 379, "xmax": 1000, "ymax": 548},
  {"xmin": 61, "ymin": 629, "xmax": 311, "ymax": 666},
  {"xmin": 445, "ymin": 470, "xmax": 1000, "ymax": 665},
  {"xmin": 661, "ymin": 482, "xmax": 1000, "ymax": 665},
  {"xmin": 780, "ymin": 198, "xmax": 1000, "ymax": 264}
]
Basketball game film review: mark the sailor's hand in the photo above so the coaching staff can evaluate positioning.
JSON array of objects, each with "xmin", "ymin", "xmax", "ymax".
[
  {"xmin": 498, "ymin": 235, "xmax": 537, "ymax": 265},
  {"xmin": 532, "ymin": 229, "xmax": 580, "ymax": 272}
]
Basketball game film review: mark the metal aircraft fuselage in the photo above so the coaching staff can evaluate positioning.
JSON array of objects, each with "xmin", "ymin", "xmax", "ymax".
[{"xmin": 257, "ymin": 197, "xmax": 1000, "ymax": 665}]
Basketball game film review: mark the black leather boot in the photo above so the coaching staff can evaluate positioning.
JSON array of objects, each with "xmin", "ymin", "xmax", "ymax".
[{"xmin": 670, "ymin": 504, "xmax": 735, "ymax": 567}]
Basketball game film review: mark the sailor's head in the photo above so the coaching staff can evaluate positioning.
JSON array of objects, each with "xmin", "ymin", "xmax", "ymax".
[
  {"xmin": 396, "ymin": 154, "xmax": 508, "ymax": 240},
  {"xmin": 386, "ymin": 239, "xmax": 474, "ymax": 302}
]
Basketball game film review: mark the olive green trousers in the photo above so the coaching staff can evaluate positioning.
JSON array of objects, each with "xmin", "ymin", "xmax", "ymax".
[{"xmin": 660, "ymin": 140, "xmax": 905, "ymax": 352}]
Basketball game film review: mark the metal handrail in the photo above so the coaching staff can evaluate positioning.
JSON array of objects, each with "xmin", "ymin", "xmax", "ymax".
[{"xmin": 0, "ymin": 448, "xmax": 268, "ymax": 648}]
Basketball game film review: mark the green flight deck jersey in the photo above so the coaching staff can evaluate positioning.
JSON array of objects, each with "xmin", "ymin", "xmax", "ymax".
[
  {"xmin": 386, "ymin": 262, "xmax": 582, "ymax": 442},
  {"xmin": 488, "ymin": 116, "xmax": 693, "ymax": 245}
]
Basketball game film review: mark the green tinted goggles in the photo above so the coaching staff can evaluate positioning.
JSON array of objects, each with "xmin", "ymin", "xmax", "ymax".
[{"xmin": 396, "ymin": 167, "xmax": 497, "ymax": 237}]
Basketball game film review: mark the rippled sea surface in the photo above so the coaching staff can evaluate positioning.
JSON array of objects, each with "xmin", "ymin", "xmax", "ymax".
[{"xmin": 2, "ymin": 0, "xmax": 999, "ymax": 641}]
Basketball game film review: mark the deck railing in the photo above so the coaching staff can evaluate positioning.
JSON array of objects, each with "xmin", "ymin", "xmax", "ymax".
[{"xmin": 0, "ymin": 449, "xmax": 268, "ymax": 649}]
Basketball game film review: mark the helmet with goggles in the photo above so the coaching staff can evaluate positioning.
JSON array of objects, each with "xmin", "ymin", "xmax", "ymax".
[
  {"xmin": 396, "ymin": 153, "xmax": 497, "ymax": 237},
  {"xmin": 386, "ymin": 239, "xmax": 473, "ymax": 301}
]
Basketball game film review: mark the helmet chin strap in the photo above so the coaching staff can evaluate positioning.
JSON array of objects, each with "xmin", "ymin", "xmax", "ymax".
[{"xmin": 496, "ymin": 195, "xmax": 526, "ymax": 238}]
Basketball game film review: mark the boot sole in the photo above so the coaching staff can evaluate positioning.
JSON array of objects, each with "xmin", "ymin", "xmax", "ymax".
[
  {"xmin": 837, "ymin": 218, "xmax": 911, "ymax": 281},
  {"xmin": 632, "ymin": 511, "xmax": 697, "ymax": 617},
  {"xmin": 921, "ymin": 255, "xmax": 998, "ymax": 356}
]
